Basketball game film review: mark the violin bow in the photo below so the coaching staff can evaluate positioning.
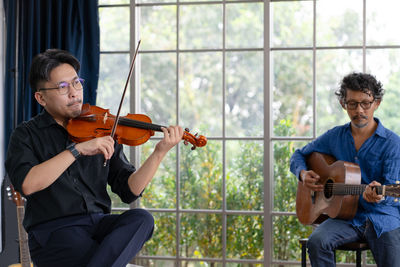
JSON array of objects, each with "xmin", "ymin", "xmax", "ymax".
[{"xmin": 104, "ymin": 40, "xmax": 141, "ymax": 166}]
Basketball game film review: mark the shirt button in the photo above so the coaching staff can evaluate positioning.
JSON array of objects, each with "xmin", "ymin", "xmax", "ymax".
[
  {"xmin": 73, "ymin": 178, "xmax": 77, "ymax": 183},
  {"xmin": 355, "ymin": 156, "xmax": 358, "ymax": 160}
]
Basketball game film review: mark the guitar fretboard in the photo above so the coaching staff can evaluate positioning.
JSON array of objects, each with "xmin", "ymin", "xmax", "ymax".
[
  {"xmin": 327, "ymin": 183, "xmax": 382, "ymax": 196},
  {"xmin": 17, "ymin": 207, "xmax": 31, "ymax": 267}
]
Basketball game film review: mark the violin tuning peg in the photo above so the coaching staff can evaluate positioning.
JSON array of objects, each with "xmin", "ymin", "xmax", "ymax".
[
  {"xmin": 184, "ymin": 140, "xmax": 188, "ymax": 146},
  {"xmin": 195, "ymin": 133, "xmax": 198, "ymax": 137},
  {"xmin": 191, "ymin": 145, "xmax": 196, "ymax": 150},
  {"xmin": 185, "ymin": 128, "xmax": 190, "ymax": 132}
]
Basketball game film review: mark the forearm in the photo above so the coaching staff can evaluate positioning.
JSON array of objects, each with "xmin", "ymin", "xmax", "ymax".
[
  {"xmin": 127, "ymin": 149, "xmax": 167, "ymax": 196},
  {"xmin": 127, "ymin": 125, "xmax": 183, "ymax": 195},
  {"xmin": 290, "ymin": 149, "xmax": 308, "ymax": 180},
  {"xmin": 22, "ymin": 150, "xmax": 76, "ymax": 195}
]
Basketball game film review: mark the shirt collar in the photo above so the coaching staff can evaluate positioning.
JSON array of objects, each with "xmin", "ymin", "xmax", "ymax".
[
  {"xmin": 36, "ymin": 109, "xmax": 60, "ymax": 129},
  {"xmin": 374, "ymin": 118, "xmax": 387, "ymax": 138},
  {"xmin": 345, "ymin": 117, "xmax": 386, "ymax": 139}
]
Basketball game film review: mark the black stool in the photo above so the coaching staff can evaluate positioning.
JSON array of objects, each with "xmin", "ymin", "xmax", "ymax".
[{"xmin": 299, "ymin": 238, "xmax": 370, "ymax": 267}]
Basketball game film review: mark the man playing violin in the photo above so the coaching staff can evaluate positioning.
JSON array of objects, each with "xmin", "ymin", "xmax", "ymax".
[
  {"xmin": 290, "ymin": 72, "xmax": 400, "ymax": 266},
  {"xmin": 5, "ymin": 49, "xmax": 183, "ymax": 267}
]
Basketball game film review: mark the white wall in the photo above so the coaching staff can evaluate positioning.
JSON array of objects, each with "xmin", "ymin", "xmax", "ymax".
[{"xmin": 0, "ymin": 0, "xmax": 6, "ymax": 253}]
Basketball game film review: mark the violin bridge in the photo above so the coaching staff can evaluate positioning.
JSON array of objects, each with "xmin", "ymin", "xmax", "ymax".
[{"xmin": 103, "ymin": 113, "xmax": 108, "ymax": 124}]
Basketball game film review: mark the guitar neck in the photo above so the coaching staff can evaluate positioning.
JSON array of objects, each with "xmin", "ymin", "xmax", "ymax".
[
  {"xmin": 330, "ymin": 184, "xmax": 383, "ymax": 196},
  {"xmin": 16, "ymin": 207, "xmax": 31, "ymax": 267}
]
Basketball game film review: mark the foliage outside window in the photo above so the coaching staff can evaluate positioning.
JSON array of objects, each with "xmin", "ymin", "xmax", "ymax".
[{"xmin": 98, "ymin": 0, "xmax": 400, "ymax": 266}]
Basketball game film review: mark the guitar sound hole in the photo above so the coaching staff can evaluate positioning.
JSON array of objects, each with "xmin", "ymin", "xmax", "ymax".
[{"xmin": 324, "ymin": 180, "xmax": 333, "ymax": 198}]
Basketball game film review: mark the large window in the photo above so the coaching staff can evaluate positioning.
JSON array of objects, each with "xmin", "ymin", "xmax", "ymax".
[{"xmin": 98, "ymin": 0, "xmax": 400, "ymax": 266}]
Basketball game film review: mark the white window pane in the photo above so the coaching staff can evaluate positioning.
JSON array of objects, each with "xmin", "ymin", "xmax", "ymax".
[
  {"xmin": 138, "ymin": 6, "xmax": 177, "ymax": 50},
  {"xmin": 367, "ymin": 0, "xmax": 400, "ymax": 45},
  {"xmin": 272, "ymin": 50, "xmax": 313, "ymax": 137},
  {"xmin": 140, "ymin": 53, "xmax": 177, "ymax": 124},
  {"xmin": 99, "ymin": 0, "xmax": 129, "ymax": 4},
  {"xmin": 97, "ymin": 53, "xmax": 130, "ymax": 115},
  {"xmin": 316, "ymin": 49, "xmax": 363, "ymax": 135},
  {"xmin": 226, "ymin": 3, "xmax": 263, "ymax": 49},
  {"xmin": 367, "ymin": 49, "xmax": 400, "ymax": 135},
  {"xmin": 316, "ymin": 0, "xmax": 363, "ymax": 46},
  {"xmin": 99, "ymin": 7, "xmax": 129, "ymax": 51},
  {"xmin": 179, "ymin": 5, "xmax": 222, "ymax": 49},
  {"xmin": 271, "ymin": 1, "xmax": 313, "ymax": 48},
  {"xmin": 226, "ymin": 51, "xmax": 263, "ymax": 137},
  {"xmin": 179, "ymin": 52, "xmax": 223, "ymax": 137}
]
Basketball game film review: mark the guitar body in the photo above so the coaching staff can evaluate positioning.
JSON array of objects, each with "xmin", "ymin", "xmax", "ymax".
[{"xmin": 296, "ymin": 152, "xmax": 361, "ymax": 225}]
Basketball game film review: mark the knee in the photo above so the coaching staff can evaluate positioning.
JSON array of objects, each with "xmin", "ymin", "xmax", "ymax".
[
  {"xmin": 136, "ymin": 208, "xmax": 154, "ymax": 225},
  {"xmin": 307, "ymin": 235, "xmax": 321, "ymax": 252},
  {"xmin": 124, "ymin": 208, "xmax": 154, "ymax": 228},
  {"xmin": 124, "ymin": 209, "xmax": 154, "ymax": 241},
  {"xmin": 307, "ymin": 231, "xmax": 332, "ymax": 253}
]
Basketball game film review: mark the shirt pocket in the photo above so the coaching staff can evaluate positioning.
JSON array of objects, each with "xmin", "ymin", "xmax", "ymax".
[{"xmin": 361, "ymin": 159, "xmax": 383, "ymax": 184}]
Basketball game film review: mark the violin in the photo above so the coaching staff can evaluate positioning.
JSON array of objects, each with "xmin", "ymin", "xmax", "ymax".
[
  {"xmin": 66, "ymin": 104, "xmax": 207, "ymax": 149},
  {"xmin": 67, "ymin": 40, "xmax": 207, "ymax": 151}
]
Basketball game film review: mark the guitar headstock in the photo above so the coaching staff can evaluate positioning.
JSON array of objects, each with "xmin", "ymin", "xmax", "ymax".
[
  {"xmin": 7, "ymin": 185, "xmax": 25, "ymax": 207},
  {"xmin": 384, "ymin": 184, "xmax": 400, "ymax": 198},
  {"xmin": 183, "ymin": 128, "xmax": 207, "ymax": 150}
]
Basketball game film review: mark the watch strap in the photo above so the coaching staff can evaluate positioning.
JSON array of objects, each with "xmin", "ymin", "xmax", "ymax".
[{"xmin": 66, "ymin": 143, "xmax": 81, "ymax": 159}]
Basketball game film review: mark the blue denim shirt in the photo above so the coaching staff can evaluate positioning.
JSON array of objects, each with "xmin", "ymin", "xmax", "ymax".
[{"xmin": 290, "ymin": 118, "xmax": 400, "ymax": 237}]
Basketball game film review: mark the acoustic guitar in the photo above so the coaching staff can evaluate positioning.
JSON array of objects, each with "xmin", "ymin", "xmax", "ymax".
[
  {"xmin": 7, "ymin": 186, "xmax": 33, "ymax": 267},
  {"xmin": 296, "ymin": 152, "xmax": 400, "ymax": 225}
]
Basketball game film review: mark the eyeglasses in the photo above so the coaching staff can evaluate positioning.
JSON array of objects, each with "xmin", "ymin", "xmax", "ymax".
[
  {"xmin": 39, "ymin": 78, "xmax": 85, "ymax": 95},
  {"xmin": 344, "ymin": 100, "xmax": 375, "ymax": 110}
]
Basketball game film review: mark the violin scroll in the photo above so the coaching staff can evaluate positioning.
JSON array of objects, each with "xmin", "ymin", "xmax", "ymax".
[{"xmin": 183, "ymin": 128, "xmax": 207, "ymax": 150}]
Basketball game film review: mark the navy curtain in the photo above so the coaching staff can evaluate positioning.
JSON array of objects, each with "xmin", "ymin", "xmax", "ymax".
[{"xmin": 3, "ymin": 0, "xmax": 100, "ymax": 155}]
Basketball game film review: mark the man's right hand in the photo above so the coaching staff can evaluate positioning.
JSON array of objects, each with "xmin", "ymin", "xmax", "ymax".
[
  {"xmin": 300, "ymin": 170, "xmax": 324, "ymax": 191},
  {"xmin": 75, "ymin": 136, "xmax": 115, "ymax": 160}
]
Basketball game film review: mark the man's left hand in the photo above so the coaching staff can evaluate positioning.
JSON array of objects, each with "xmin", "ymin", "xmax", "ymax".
[
  {"xmin": 363, "ymin": 181, "xmax": 384, "ymax": 203},
  {"xmin": 155, "ymin": 126, "xmax": 184, "ymax": 154}
]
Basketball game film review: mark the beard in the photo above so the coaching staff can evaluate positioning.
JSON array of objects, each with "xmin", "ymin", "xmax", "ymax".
[
  {"xmin": 351, "ymin": 114, "xmax": 368, "ymax": 128},
  {"xmin": 67, "ymin": 99, "xmax": 83, "ymax": 118}
]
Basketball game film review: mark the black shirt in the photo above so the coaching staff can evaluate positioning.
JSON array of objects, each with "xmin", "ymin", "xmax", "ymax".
[{"xmin": 5, "ymin": 109, "xmax": 138, "ymax": 231}]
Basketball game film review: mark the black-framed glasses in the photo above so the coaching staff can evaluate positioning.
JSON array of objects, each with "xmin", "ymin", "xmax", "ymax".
[
  {"xmin": 39, "ymin": 78, "xmax": 85, "ymax": 95},
  {"xmin": 344, "ymin": 100, "xmax": 375, "ymax": 110}
]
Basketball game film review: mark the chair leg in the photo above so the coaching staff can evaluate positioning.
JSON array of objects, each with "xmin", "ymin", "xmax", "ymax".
[
  {"xmin": 301, "ymin": 241, "xmax": 307, "ymax": 267},
  {"xmin": 356, "ymin": 249, "xmax": 361, "ymax": 267}
]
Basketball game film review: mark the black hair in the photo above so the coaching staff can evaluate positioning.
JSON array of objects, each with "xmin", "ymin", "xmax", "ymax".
[
  {"xmin": 29, "ymin": 49, "xmax": 80, "ymax": 91},
  {"xmin": 335, "ymin": 72, "xmax": 385, "ymax": 103}
]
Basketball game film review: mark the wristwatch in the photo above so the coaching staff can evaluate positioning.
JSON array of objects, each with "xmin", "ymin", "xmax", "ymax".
[{"xmin": 66, "ymin": 143, "xmax": 81, "ymax": 159}]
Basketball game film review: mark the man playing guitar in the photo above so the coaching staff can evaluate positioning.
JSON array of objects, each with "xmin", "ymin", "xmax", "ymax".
[{"xmin": 290, "ymin": 72, "xmax": 400, "ymax": 266}]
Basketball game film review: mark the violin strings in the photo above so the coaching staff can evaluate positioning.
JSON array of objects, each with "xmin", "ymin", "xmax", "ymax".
[{"xmin": 86, "ymin": 115, "xmax": 164, "ymax": 132}]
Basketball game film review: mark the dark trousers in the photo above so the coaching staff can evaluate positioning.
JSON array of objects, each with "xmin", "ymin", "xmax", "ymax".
[
  {"xmin": 28, "ymin": 209, "xmax": 154, "ymax": 267},
  {"xmin": 307, "ymin": 218, "xmax": 400, "ymax": 267}
]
